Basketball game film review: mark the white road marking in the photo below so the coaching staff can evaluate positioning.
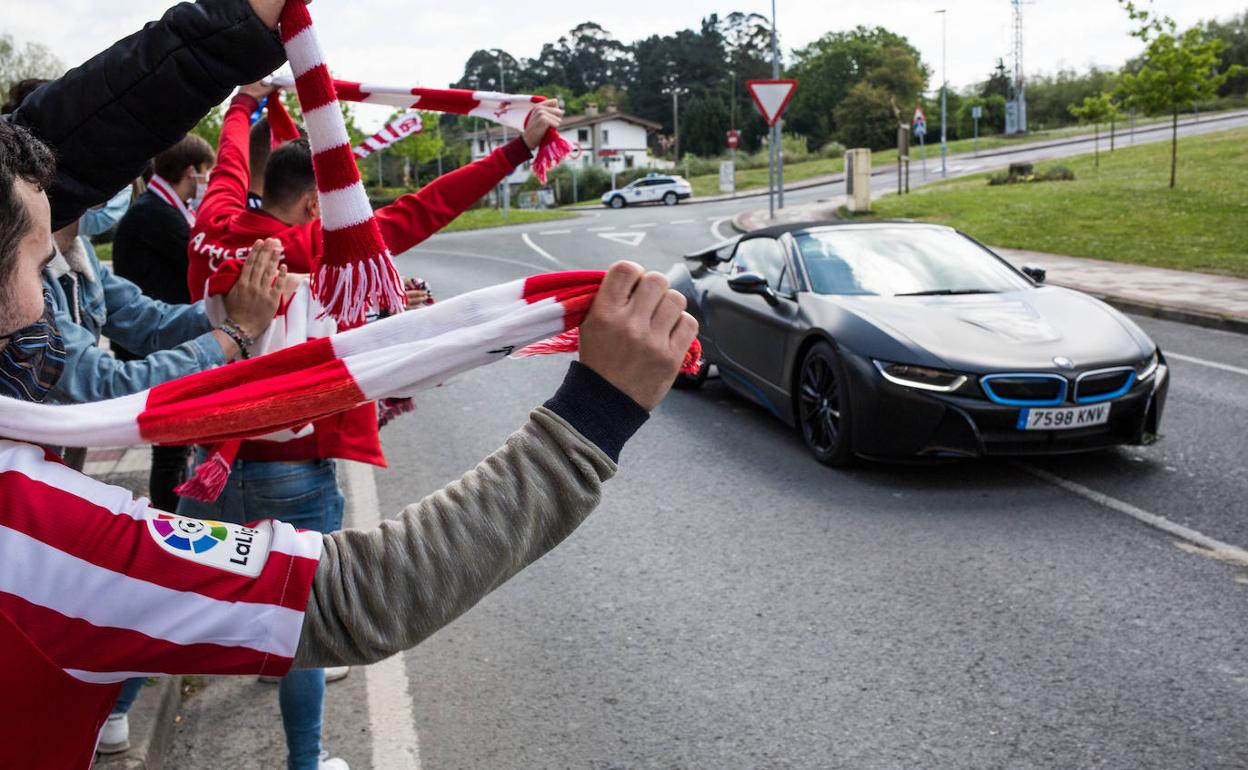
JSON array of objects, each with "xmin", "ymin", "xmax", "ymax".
[
  {"xmin": 343, "ymin": 461, "xmax": 423, "ymax": 770},
  {"xmin": 520, "ymin": 233, "xmax": 565, "ymax": 266},
  {"xmin": 587, "ymin": 226, "xmax": 615, "ymax": 232},
  {"xmin": 598, "ymin": 231, "xmax": 647, "ymax": 247},
  {"xmin": 1165, "ymin": 351, "xmax": 1248, "ymax": 377},
  {"xmin": 709, "ymin": 217, "xmax": 733, "ymax": 242},
  {"xmin": 634, "ymin": 222, "xmax": 657, "ymax": 228},
  {"xmin": 1019, "ymin": 464, "xmax": 1248, "ymax": 567},
  {"xmin": 537, "ymin": 229, "xmax": 572, "ymax": 235},
  {"xmin": 672, "ymin": 219, "xmax": 697, "ymax": 225},
  {"xmin": 409, "ymin": 247, "xmax": 552, "ymax": 272}
]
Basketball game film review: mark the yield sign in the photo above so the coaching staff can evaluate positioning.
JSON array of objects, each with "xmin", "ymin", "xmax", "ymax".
[
  {"xmin": 598, "ymin": 231, "xmax": 647, "ymax": 247},
  {"xmin": 747, "ymin": 79, "xmax": 798, "ymax": 126}
]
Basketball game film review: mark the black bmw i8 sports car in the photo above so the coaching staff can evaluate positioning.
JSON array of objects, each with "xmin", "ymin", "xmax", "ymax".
[{"xmin": 668, "ymin": 221, "xmax": 1170, "ymax": 465}]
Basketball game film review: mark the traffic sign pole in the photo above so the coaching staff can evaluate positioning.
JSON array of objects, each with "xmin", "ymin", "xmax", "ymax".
[{"xmin": 746, "ymin": 79, "xmax": 798, "ymax": 220}]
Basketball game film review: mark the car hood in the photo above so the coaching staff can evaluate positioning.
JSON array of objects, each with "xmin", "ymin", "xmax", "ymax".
[{"xmin": 828, "ymin": 286, "xmax": 1153, "ymax": 372}]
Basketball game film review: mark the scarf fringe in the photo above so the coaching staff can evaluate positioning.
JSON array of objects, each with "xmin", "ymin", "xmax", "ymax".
[
  {"xmin": 532, "ymin": 129, "xmax": 574, "ymax": 185},
  {"xmin": 313, "ymin": 252, "xmax": 407, "ymax": 328},
  {"xmin": 378, "ymin": 397, "xmax": 415, "ymax": 428},
  {"xmin": 514, "ymin": 329, "xmax": 704, "ymax": 375},
  {"xmin": 174, "ymin": 440, "xmax": 240, "ymax": 503}
]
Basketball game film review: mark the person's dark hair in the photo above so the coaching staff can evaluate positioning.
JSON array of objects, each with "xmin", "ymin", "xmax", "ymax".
[
  {"xmin": 152, "ymin": 134, "xmax": 214, "ymax": 183},
  {"xmin": 0, "ymin": 121, "xmax": 56, "ymax": 283},
  {"xmin": 263, "ymin": 139, "xmax": 316, "ymax": 209},
  {"xmin": 0, "ymin": 78, "xmax": 51, "ymax": 115},
  {"xmin": 249, "ymin": 116, "xmax": 273, "ymax": 178}
]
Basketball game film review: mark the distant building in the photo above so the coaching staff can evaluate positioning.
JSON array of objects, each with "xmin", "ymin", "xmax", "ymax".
[{"xmin": 466, "ymin": 102, "xmax": 664, "ymax": 189}]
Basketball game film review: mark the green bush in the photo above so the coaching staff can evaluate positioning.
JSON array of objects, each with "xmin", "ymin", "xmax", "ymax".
[{"xmin": 818, "ymin": 141, "xmax": 846, "ymax": 159}]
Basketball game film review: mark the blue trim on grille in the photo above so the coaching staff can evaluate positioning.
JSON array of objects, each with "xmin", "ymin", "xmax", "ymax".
[
  {"xmin": 1074, "ymin": 370, "xmax": 1136, "ymax": 404},
  {"xmin": 980, "ymin": 373, "xmax": 1068, "ymax": 407}
]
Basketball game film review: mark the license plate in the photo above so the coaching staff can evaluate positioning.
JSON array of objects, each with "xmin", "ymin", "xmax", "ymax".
[{"xmin": 1018, "ymin": 403, "xmax": 1110, "ymax": 430}]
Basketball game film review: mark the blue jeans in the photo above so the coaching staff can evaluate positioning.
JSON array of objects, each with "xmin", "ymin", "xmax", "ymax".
[
  {"xmin": 178, "ymin": 455, "xmax": 344, "ymax": 770},
  {"xmin": 112, "ymin": 677, "xmax": 146, "ymax": 715}
]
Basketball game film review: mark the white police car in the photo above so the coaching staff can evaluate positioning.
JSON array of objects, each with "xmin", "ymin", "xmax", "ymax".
[{"xmin": 601, "ymin": 174, "xmax": 693, "ymax": 208}]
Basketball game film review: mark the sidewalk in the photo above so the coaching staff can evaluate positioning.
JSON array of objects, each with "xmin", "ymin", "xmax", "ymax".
[{"xmin": 731, "ymin": 199, "xmax": 1248, "ymax": 335}]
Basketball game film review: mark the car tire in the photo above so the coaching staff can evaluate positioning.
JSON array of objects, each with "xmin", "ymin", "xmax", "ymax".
[
  {"xmin": 796, "ymin": 341, "xmax": 854, "ymax": 466},
  {"xmin": 673, "ymin": 357, "xmax": 709, "ymax": 390},
  {"xmin": 663, "ymin": 191, "xmax": 678, "ymax": 206},
  {"xmin": 609, "ymin": 196, "xmax": 626, "ymax": 209}
]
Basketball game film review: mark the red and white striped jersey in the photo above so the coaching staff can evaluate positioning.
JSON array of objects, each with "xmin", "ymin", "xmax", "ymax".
[{"xmin": 0, "ymin": 440, "xmax": 322, "ymax": 768}]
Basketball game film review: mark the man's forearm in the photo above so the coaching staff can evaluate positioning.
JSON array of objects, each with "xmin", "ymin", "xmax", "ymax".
[
  {"xmin": 294, "ymin": 364, "xmax": 648, "ymax": 667},
  {"xmin": 12, "ymin": 0, "xmax": 286, "ymax": 229}
]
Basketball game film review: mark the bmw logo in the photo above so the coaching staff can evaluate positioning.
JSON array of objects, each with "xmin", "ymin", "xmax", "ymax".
[{"xmin": 1053, "ymin": 356, "xmax": 1075, "ymax": 370}]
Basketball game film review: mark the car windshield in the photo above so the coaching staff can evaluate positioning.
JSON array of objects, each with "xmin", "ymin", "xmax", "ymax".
[{"xmin": 794, "ymin": 227, "xmax": 1032, "ymax": 296}]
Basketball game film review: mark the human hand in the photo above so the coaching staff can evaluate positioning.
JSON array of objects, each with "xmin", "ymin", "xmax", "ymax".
[
  {"xmin": 404, "ymin": 277, "xmax": 432, "ymax": 309},
  {"xmin": 577, "ymin": 261, "xmax": 698, "ymax": 411},
  {"xmin": 523, "ymin": 100, "xmax": 564, "ymax": 151},
  {"xmin": 239, "ymin": 80, "xmax": 277, "ymax": 102},
  {"xmin": 248, "ymin": 0, "xmax": 308, "ymax": 30},
  {"xmin": 223, "ymin": 239, "xmax": 286, "ymax": 339}
]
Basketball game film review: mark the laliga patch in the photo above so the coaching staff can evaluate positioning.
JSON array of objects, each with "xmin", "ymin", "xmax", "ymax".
[{"xmin": 148, "ymin": 512, "xmax": 272, "ymax": 577}]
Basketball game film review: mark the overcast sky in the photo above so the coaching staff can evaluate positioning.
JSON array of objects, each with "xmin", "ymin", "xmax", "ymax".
[{"xmin": 2, "ymin": 0, "xmax": 1241, "ymax": 130}]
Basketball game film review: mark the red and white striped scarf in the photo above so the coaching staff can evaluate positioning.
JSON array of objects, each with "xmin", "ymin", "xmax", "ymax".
[
  {"xmin": 269, "ymin": 76, "xmax": 573, "ymax": 182},
  {"xmin": 147, "ymin": 174, "xmax": 194, "ymax": 226},
  {"xmin": 354, "ymin": 110, "xmax": 422, "ymax": 159}
]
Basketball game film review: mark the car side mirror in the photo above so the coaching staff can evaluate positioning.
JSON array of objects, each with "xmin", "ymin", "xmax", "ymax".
[
  {"xmin": 1021, "ymin": 264, "xmax": 1046, "ymax": 283},
  {"xmin": 728, "ymin": 271, "xmax": 779, "ymax": 306}
]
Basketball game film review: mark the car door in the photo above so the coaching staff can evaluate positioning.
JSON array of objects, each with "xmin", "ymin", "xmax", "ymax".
[
  {"xmin": 703, "ymin": 237, "xmax": 799, "ymax": 398},
  {"xmin": 630, "ymin": 179, "xmax": 650, "ymax": 204}
]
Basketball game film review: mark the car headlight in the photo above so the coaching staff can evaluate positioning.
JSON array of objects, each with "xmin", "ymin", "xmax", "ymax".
[
  {"xmin": 1135, "ymin": 350, "xmax": 1159, "ymax": 381},
  {"xmin": 873, "ymin": 360, "xmax": 968, "ymax": 392}
]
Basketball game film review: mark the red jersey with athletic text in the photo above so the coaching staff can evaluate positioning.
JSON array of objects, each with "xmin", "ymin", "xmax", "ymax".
[{"xmin": 0, "ymin": 441, "xmax": 321, "ymax": 767}]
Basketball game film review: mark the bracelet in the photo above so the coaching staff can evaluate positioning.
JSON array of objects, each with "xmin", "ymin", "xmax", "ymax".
[{"xmin": 218, "ymin": 318, "xmax": 255, "ymax": 359}]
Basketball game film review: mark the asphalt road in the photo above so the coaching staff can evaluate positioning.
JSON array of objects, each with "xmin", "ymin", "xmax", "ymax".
[{"xmin": 360, "ymin": 197, "xmax": 1248, "ymax": 769}]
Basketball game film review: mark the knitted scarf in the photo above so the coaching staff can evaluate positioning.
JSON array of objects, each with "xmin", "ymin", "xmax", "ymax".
[
  {"xmin": 0, "ymin": 271, "xmax": 697, "ymax": 455},
  {"xmin": 269, "ymin": 75, "xmax": 573, "ymax": 183},
  {"xmin": 354, "ymin": 111, "xmax": 422, "ymax": 160}
]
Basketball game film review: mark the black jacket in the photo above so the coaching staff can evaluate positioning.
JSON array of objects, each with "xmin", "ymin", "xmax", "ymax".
[
  {"xmin": 6, "ymin": 0, "xmax": 286, "ymax": 231},
  {"xmin": 112, "ymin": 190, "xmax": 192, "ymax": 305}
]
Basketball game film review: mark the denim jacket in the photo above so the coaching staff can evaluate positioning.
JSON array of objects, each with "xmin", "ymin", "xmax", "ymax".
[{"xmin": 43, "ymin": 237, "xmax": 225, "ymax": 404}]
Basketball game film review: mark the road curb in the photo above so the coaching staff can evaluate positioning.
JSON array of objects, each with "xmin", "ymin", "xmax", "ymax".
[
  {"xmin": 728, "ymin": 214, "xmax": 1248, "ymax": 336},
  {"xmin": 94, "ymin": 676, "xmax": 182, "ymax": 770}
]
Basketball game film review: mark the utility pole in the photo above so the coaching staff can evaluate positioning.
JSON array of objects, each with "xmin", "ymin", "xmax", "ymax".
[
  {"xmin": 662, "ymin": 84, "xmax": 688, "ymax": 166},
  {"xmin": 937, "ymin": 9, "xmax": 948, "ymax": 178},
  {"xmin": 496, "ymin": 50, "xmax": 510, "ymax": 219},
  {"xmin": 770, "ymin": 0, "xmax": 784, "ymax": 210}
]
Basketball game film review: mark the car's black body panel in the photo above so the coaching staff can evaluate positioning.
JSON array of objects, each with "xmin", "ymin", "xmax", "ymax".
[{"xmin": 668, "ymin": 221, "xmax": 1169, "ymax": 460}]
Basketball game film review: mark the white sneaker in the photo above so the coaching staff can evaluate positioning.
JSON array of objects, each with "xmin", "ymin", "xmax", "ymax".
[
  {"xmin": 319, "ymin": 751, "xmax": 349, "ymax": 769},
  {"xmin": 325, "ymin": 665, "xmax": 350, "ymax": 683},
  {"xmin": 97, "ymin": 713, "xmax": 130, "ymax": 754}
]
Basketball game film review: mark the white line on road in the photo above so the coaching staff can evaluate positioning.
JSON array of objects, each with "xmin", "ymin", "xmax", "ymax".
[
  {"xmin": 520, "ymin": 232, "xmax": 565, "ymax": 266},
  {"xmin": 634, "ymin": 223, "xmax": 657, "ymax": 228},
  {"xmin": 672, "ymin": 219, "xmax": 697, "ymax": 225},
  {"xmin": 587, "ymin": 226, "xmax": 615, "ymax": 232},
  {"xmin": 343, "ymin": 461, "xmax": 423, "ymax": 770},
  {"xmin": 537, "ymin": 229, "xmax": 572, "ymax": 235},
  {"xmin": 1019, "ymin": 463, "xmax": 1248, "ymax": 567},
  {"xmin": 1165, "ymin": 351, "xmax": 1248, "ymax": 377},
  {"xmin": 709, "ymin": 217, "xmax": 733, "ymax": 242}
]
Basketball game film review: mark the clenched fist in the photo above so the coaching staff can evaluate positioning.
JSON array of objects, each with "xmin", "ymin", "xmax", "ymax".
[{"xmin": 578, "ymin": 261, "xmax": 699, "ymax": 411}]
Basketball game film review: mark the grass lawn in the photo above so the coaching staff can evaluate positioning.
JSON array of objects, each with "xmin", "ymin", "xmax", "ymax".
[
  {"xmin": 862, "ymin": 126, "xmax": 1248, "ymax": 277},
  {"xmin": 438, "ymin": 207, "xmax": 578, "ymax": 233}
]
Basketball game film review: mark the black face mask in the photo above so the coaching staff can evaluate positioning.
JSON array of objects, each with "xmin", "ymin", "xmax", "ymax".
[{"xmin": 0, "ymin": 291, "xmax": 66, "ymax": 403}]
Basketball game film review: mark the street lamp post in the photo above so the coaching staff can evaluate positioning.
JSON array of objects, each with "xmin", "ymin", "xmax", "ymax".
[
  {"xmin": 487, "ymin": 49, "xmax": 511, "ymax": 218},
  {"xmin": 770, "ymin": 0, "xmax": 784, "ymax": 211},
  {"xmin": 662, "ymin": 84, "xmax": 688, "ymax": 167},
  {"xmin": 937, "ymin": 9, "xmax": 948, "ymax": 178}
]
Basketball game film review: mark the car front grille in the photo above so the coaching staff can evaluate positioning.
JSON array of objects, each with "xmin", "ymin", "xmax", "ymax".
[
  {"xmin": 980, "ymin": 374, "xmax": 1068, "ymax": 406},
  {"xmin": 1074, "ymin": 367, "xmax": 1136, "ymax": 403}
]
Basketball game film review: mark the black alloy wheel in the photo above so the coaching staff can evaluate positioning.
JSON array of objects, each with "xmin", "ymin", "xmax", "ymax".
[{"xmin": 797, "ymin": 342, "xmax": 853, "ymax": 465}]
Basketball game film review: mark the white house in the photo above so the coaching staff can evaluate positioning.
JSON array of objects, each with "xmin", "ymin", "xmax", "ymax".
[{"xmin": 466, "ymin": 103, "xmax": 664, "ymax": 188}]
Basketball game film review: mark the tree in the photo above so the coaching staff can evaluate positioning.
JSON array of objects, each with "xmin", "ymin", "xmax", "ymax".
[
  {"xmin": 385, "ymin": 111, "xmax": 444, "ymax": 187},
  {"xmin": 833, "ymin": 82, "xmax": 899, "ymax": 151},
  {"xmin": 1199, "ymin": 11, "xmax": 1248, "ymax": 97},
  {"xmin": 1067, "ymin": 93, "xmax": 1121, "ymax": 168},
  {"xmin": 1116, "ymin": 1, "xmax": 1242, "ymax": 187},
  {"xmin": 786, "ymin": 27, "xmax": 928, "ymax": 150},
  {"xmin": 956, "ymin": 95, "xmax": 1006, "ymax": 139},
  {"xmin": 0, "ymin": 34, "xmax": 63, "ymax": 103},
  {"xmin": 981, "ymin": 59, "xmax": 1011, "ymax": 100}
]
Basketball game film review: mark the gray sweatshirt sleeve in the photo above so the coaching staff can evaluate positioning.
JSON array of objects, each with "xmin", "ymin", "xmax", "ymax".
[{"xmin": 293, "ymin": 406, "xmax": 617, "ymax": 667}]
